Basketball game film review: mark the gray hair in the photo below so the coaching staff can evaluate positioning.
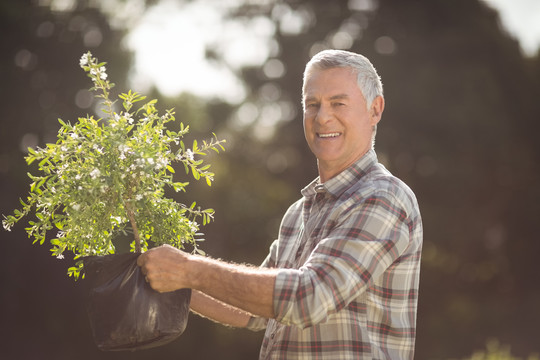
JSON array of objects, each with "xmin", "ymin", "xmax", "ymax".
[{"xmin": 302, "ymin": 50, "xmax": 384, "ymax": 108}]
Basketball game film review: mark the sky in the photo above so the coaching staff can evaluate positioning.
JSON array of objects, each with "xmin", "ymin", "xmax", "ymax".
[
  {"xmin": 126, "ymin": 0, "xmax": 540, "ymax": 101},
  {"xmin": 482, "ymin": 0, "xmax": 540, "ymax": 56},
  {"xmin": 125, "ymin": 0, "xmax": 275, "ymax": 103}
]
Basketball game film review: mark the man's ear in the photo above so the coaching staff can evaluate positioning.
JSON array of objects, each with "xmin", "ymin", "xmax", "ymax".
[{"xmin": 370, "ymin": 96, "xmax": 385, "ymax": 125}]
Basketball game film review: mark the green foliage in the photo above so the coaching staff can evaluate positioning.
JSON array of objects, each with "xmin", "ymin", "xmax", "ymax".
[
  {"xmin": 2, "ymin": 52, "xmax": 225, "ymax": 279},
  {"xmin": 461, "ymin": 340, "xmax": 539, "ymax": 360}
]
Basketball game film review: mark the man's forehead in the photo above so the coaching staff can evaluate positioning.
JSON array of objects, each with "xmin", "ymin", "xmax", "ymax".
[
  {"xmin": 303, "ymin": 93, "xmax": 350, "ymax": 102},
  {"xmin": 303, "ymin": 67, "xmax": 357, "ymax": 90}
]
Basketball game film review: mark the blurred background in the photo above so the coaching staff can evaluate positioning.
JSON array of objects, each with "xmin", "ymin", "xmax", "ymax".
[{"xmin": 1, "ymin": 0, "xmax": 539, "ymax": 358}]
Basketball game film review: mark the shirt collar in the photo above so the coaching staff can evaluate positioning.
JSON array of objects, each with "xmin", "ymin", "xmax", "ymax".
[{"xmin": 301, "ymin": 149, "xmax": 378, "ymax": 198}]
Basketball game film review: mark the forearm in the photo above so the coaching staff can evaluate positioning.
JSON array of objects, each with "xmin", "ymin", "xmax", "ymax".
[
  {"xmin": 138, "ymin": 245, "xmax": 277, "ymax": 320},
  {"xmin": 190, "ymin": 290, "xmax": 252, "ymax": 328},
  {"xmin": 187, "ymin": 255, "xmax": 277, "ymax": 320}
]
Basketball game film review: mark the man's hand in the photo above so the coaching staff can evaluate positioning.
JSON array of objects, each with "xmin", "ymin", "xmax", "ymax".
[{"xmin": 137, "ymin": 244, "xmax": 191, "ymax": 293}]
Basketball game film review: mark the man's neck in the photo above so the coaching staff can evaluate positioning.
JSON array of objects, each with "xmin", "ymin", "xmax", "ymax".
[{"xmin": 317, "ymin": 148, "xmax": 372, "ymax": 183}]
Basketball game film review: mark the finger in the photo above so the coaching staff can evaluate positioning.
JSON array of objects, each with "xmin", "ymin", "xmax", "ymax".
[{"xmin": 136, "ymin": 253, "xmax": 146, "ymax": 267}]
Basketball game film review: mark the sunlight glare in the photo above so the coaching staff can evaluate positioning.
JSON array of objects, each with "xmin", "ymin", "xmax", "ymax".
[
  {"xmin": 482, "ymin": 0, "xmax": 540, "ymax": 56},
  {"xmin": 126, "ymin": 0, "xmax": 274, "ymax": 103}
]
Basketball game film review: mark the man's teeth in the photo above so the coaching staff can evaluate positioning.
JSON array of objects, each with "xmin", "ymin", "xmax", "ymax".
[{"xmin": 318, "ymin": 132, "xmax": 341, "ymax": 138}]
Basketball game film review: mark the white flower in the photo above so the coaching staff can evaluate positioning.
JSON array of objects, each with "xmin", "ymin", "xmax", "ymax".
[
  {"xmin": 79, "ymin": 53, "xmax": 90, "ymax": 67},
  {"xmin": 92, "ymin": 144, "xmax": 103, "ymax": 154},
  {"xmin": 187, "ymin": 220, "xmax": 199, "ymax": 233},
  {"xmin": 156, "ymin": 157, "xmax": 168, "ymax": 169},
  {"xmin": 99, "ymin": 66, "xmax": 107, "ymax": 80},
  {"xmin": 2, "ymin": 220, "xmax": 12, "ymax": 232},
  {"xmin": 185, "ymin": 149, "xmax": 194, "ymax": 161},
  {"xmin": 111, "ymin": 216, "xmax": 122, "ymax": 223},
  {"xmin": 90, "ymin": 168, "xmax": 101, "ymax": 179},
  {"xmin": 56, "ymin": 254, "xmax": 65, "ymax": 260}
]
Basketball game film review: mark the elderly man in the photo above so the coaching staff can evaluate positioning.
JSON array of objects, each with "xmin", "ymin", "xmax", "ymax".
[{"xmin": 138, "ymin": 49, "xmax": 423, "ymax": 359}]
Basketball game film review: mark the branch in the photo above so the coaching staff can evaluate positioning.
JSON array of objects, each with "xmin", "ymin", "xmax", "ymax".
[{"xmin": 125, "ymin": 201, "xmax": 141, "ymax": 253}]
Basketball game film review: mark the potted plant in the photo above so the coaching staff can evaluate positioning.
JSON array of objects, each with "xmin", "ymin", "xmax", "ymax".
[{"xmin": 2, "ymin": 52, "xmax": 225, "ymax": 350}]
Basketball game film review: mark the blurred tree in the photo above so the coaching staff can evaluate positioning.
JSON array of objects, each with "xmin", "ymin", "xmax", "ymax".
[{"xmin": 2, "ymin": 0, "xmax": 540, "ymax": 359}]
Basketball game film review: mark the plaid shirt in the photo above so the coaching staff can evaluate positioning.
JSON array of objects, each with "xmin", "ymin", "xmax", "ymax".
[{"xmin": 247, "ymin": 150, "xmax": 423, "ymax": 359}]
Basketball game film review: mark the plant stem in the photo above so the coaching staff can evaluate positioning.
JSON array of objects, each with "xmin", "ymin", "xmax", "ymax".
[{"xmin": 125, "ymin": 202, "xmax": 141, "ymax": 253}]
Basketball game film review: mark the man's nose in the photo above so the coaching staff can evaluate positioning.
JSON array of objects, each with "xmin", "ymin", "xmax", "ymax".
[{"xmin": 315, "ymin": 103, "xmax": 333, "ymax": 124}]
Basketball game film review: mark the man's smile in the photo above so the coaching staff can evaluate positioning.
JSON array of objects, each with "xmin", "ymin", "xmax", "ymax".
[{"xmin": 317, "ymin": 132, "xmax": 342, "ymax": 138}]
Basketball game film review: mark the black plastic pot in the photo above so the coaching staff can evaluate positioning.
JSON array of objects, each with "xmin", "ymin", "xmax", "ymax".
[{"xmin": 82, "ymin": 253, "xmax": 191, "ymax": 351}]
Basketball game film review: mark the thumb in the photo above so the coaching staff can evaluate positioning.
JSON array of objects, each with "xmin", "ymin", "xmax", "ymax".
[{"xmin": 136, "ymin": 252, "xmax": 146, "ymax": 268}]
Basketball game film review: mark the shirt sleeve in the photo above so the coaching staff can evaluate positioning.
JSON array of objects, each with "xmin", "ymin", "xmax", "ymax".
[
  {"xmin": 245, "ymin": 316, "xmax": 269, "ymax": 331},
  {"xmin": 273, "ymin": 188, "xmax": 414, "ymax": 329},
  {"xmin": 259, "ymin": 238, "xmax": 279, "ymax": 269},
  {"xmin": 243, "ymin": 238, "xmax": 279, "ymax": 332}
]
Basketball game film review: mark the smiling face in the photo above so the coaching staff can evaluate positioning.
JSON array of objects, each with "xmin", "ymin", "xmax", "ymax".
[{"xmin": 303, "ymin": 67, "xmax": 384, "ymax": 182}]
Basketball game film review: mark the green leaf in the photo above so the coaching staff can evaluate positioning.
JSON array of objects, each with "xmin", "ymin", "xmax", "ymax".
[
  {"xmin": 26, "ymin": 156, "xmax": 36, "ymax": 165},
  {"xmin": 36, "ymin": 177, "xmax": 47, "ymax": 189},
  {"xmin": 38, "ymin": 158, "xmax": 50, "ymax": 168}
]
